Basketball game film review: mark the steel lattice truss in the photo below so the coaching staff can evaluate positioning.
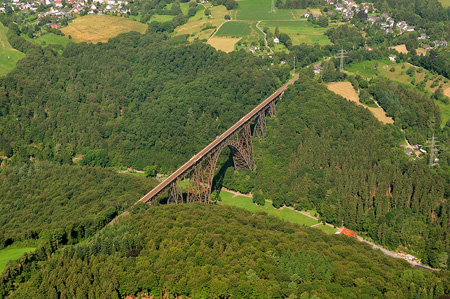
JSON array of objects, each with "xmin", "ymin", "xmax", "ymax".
[{"xmin": 139, "ymin": 75, "xmax": 298, "ymax": 205}]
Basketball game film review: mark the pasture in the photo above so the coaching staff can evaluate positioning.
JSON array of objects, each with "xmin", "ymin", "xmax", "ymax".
[
  {"xmin": 220, "ymin": 190, "xmax": 321, "ymax": 227},
  {"xmin": 236, "ymin": 0, "xmax": 300, "ymax": 21},
  {"xmin": 208, "ymin": 36, "xmax": 241, "ymax": 52},
  {"xmin": 0, "ymin": 23, "xmax": 25, "ymax": 77},
  {"xmin": 260, "ymin": 20, "xmax": 331, "ymax": 45},
  {"xmin": 174, "ymin": 18, "xmax": 224, "ymax": 40},
  {"xmin": 0, "ymin": 246, "xmax": 36, "ymax": 271},
  {"xmin": 327, "ymin": 82, "xmax": 394, "ymax": 124},
  {"xmin": 61, "ymin": 15, "xmax": 147, "ymax": 43},
  {"xmin": 215, "ymin": 21, "xmax": 251, "ymax": 37}
]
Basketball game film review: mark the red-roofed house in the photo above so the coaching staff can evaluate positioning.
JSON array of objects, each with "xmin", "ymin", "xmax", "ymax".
[{"xmin": 340, "ymin": 228, "xmax": 357, "ymax": 237}]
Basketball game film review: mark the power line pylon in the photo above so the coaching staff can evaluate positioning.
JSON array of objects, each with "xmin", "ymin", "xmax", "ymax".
[
  {"xmin": 336, "ymin": 47, "xmax": 348, "ymax": 71},
  {"xmin": 427, "ymin": 116, "xmax": 439, "ymax": 168}
]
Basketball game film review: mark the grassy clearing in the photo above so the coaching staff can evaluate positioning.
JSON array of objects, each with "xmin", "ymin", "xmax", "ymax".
[
  {"xmin": 348, "ymin": 60, "xmax": 450, "ymax": 126},
  {"xmin": 236, "ymin": 0, "xmax": 297, "ymax": 21},
  {"xmin": 220, "ymin": 190, "xmax": 320, "ymax": 227},
  {"xmin": 209, "ymin": 5, "xmax": 236, "ymax": 20},
  {"xmin": 150, "ymin": 14, "xmax": 174, "ymax": 23},
  {"xmin": 0, "ymin": 23, "xmax": 25, "ymax": 77},
  {"xmin": 0, "ymin": 246, "xmax": 36, "ymax": 271},
  {"xmin": 260, "ymin": 20, "xmax": 331, "ymax": 45},
  {"xmin": 61, "ymin": 15, "xmax": 147, "ymax": 43},
  {"xmin": 174, "ymin": 18, "xmax": 224, "ymax": 41},
  {"xmin": 327, "ymin": 82, "xmax": 394, "ymax": 124},
  {"xmin": 37, "ymin": 33, "xmax": 72, "ymax": 46},
  {"xmin": 316, "ymin": 224, "xmax": 337, "ymax": 234},
  {"xmin": 208, "ymin": 36, "xmax": 241, "ymax": 52}
]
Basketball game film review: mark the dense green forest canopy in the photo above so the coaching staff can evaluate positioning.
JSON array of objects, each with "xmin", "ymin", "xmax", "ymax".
[
  {"xmin": 0, "ymin": 162, "xmax": 156, "ymax": 248},
  {"xmin": 0, "ymin": 31, "xmax": 289, "ymax": 172},
  {"xmin": 3, "ymin": 204, "xmax": 449, "ymax": 298},
  {"xmin": 222, "ymin": 74, "xmax": 450, "ymax": 269}
]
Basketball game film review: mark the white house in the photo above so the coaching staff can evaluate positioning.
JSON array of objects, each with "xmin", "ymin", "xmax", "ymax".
[{"xmin": 273, "ymin": 37, "xmax": 280, "ymax": 44}]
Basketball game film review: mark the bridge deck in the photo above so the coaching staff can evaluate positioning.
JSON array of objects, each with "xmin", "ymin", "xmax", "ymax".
[{"xmin": 139, "ymin": 74, "xmax": 299, "ymax": 203}]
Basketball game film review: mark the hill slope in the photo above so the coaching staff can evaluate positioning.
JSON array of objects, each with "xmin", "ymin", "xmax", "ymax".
[{"xmin": 4, "ymin": 204, "xmax": 449, "ymax": 298}]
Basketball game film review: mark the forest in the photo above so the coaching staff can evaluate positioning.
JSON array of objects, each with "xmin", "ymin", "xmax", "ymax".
[
  {"xmin": 0, "ymin": 161, "xmax": 156, "ymax": 248},
  {"xmin": 0, "ymin": 31, "xmax": 289, "ymax": 172},
  {"xmin": 2, "ymin": 204, "xmax": 449, "ymax": 298},
  {"xmin": 222, "ymin": 74, "xmax": 450, "ymax": 269}
]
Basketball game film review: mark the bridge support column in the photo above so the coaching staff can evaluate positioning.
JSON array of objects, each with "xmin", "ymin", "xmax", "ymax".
[
  {"xmin": 167, "ymin": 178, "xmax": 183, "ymax": 204},
  {"xmin": 186, "ymin": 150, "xmax": 220, "ymax": 203},
  {"xmin": 253, "ymin": 111, "xmax": 267, "ymax": 140},
  {"xmin": 231, "ymin": 123, "xmax": 255, "ymax": 171}
]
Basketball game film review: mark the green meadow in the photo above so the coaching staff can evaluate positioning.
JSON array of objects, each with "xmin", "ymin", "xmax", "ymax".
[
  {"xmin": 215, "ymin": 21, "xmax": 252, "ymax": 37},
  {"xmin": 260, "ymin": 20, "xmax": 331, "ymax": 45},
  {"xmin": 0, "ymin": 246, "xmax": 36, "ymax": 271},
  {"xmin": 219, "ymin": 190, "xmax": 327, "ymax": 228},
  {"xmin": 0, "ymin": 23, "xmax": 25, "ymax": 77},
  {"xmin": 236, "ymin": 0, "xmax": 301, "ymax": 21}
]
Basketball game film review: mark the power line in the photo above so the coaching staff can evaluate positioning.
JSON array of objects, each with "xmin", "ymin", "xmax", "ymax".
[
  {"xmin": 336, "ymin": 47, "xmax": 348, "ymax": 71},
  {"xmin": 271, "ymin": 0, "xmax": 274, "ymax": 13}
]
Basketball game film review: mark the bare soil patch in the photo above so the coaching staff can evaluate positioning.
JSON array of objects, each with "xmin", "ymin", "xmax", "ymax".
[
  {"xmin": 207, "ymin": 36, "xmax": 241, "ymax": 52},
  {"xmin": 390, "ymin": 44, "xmax": 408, "ymax": 54},
  {"xmin": 327, "ymin": 82, "xmax": 394, "ymax": 124}
]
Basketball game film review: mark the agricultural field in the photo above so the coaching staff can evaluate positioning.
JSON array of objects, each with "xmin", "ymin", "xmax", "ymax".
[
  {"xmin": 0, "ymin": 23, "xmax": 25, "ymax": 77},
  {"xmin": 215, "ymin": 21, "xmax": 252, "ymax": 37},
  {"xmin": 0, "ymin": 246, "xmax": 36, "ymax": 271},
  {"xmin": 390, "ymin": 44, "xmax": 408, "ymax": 54},
  {"xmin": 327, "ymin": 82, "xmax": 394, "ymax": 124},
  {"xmin": 439, "ymin": 0, "xmax": 450, "ymax": 7},
  {"xmin": 260, "ymin": 20, "xmax": 332, "ymax": 45},
  {"xmin": 214, "ymin": 20, "xmax": 263, "ymax": 44},
  {"xmin": 219, "ymin": 190, "xmax": 323, "ymax": 228},
  {"xmin": 207, "ymin": 36, "xmax": 241, "ymax": 52},
  {"xmin": 236, "ymin": 0, "xmax": 300, "ymax": 21},
  {"xmin": 61, "ymin": 15, "xmax": 147, "ymax": 43}
]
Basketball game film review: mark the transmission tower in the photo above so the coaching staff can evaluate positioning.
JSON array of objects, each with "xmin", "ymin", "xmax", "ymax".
[
  {"xmin": 427, "ymin": 117, "xmax": 439, "ymax": 168},
  {"xmin": 427, "ymin": 133, "xmax": 439, "ymax": 168},
  {"xmin": 336, "ymin": 47, "xmax": 348, "ymax": 71},
  {"xmin": 271, "ymin": 0, "xmax": 274, "ymax": 13}
]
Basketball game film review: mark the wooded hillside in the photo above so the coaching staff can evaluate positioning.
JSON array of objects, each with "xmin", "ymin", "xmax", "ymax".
[{"xmin": 3, "ymin": 204, "xmax": 449, "ymax": 298}]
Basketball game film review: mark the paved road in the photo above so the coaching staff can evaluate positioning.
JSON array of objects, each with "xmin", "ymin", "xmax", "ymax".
[
  {"xmin": 138, "ymin": 74, "xmax": 299, "ymax": 204},
  {"xmin": 256, "ymin": 21, "xmax": 273, "ymax": 54}
]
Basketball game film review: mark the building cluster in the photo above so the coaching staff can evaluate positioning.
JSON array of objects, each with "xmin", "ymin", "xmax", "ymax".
[
  {"xmin": 368, "ymin": 12, "xmax": 414, "ymax": 34},
  {"xmin": 0, "ymin": 0, "xmax": 130, "ymax": 22}
]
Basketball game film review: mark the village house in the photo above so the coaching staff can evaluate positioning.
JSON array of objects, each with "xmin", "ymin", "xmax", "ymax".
[
  {"xmin": 273, "ymin": 37, "xmax": 279, "ymax": 44},
  {"xmin": 302, "ymin": 11, "xmax": 310, "ymax": 18},
  {"xmin": 418, "ymin": 33, "xmax": 429, "ymax": 40},
  {"xmin": 388, "ymin": 54, "xmax": 396, "ymax": 62},
  {"xmin": 313, "ymin": 64, "xmax": 324, "ymax": 74},
  {"xmin": 423, "ymin": 44, "xmax": 433, "ymax": 50},
  {"xmin": 406, "ymin": 26, "xmax": 415, "ymax": 32},
  {"xmin": 386, "ymin": 28, "xmax": 394, "ymax": 34},
  {"xmin": 434, "ymin": 40, "xmax": 448, "ymax": 47}
]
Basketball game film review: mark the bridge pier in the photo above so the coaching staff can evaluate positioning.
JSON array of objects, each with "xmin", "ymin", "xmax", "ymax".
[{"xmin": 140, "ymin": 79, "xmax": 295, "ymax": 206}]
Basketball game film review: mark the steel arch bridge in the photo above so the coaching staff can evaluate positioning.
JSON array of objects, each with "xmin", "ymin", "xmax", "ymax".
[{"xmin": 138, "ymin": 75, "xmax": 299, "ymax": 205}]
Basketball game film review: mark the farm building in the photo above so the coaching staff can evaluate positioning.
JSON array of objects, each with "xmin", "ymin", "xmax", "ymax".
[{"xmin": 338, "ymin": 228, "xmax": 357, "ymax": 237}]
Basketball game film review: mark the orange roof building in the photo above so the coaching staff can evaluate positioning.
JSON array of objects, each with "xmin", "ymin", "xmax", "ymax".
[{"xmin": 340, "ymin": 228, "xmax": 357, "ymax": 237}]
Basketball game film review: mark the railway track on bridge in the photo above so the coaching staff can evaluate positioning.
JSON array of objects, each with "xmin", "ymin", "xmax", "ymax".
[{"xmin": 136, "ymin": 74, "xmax": 299, "ymax": 205}]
